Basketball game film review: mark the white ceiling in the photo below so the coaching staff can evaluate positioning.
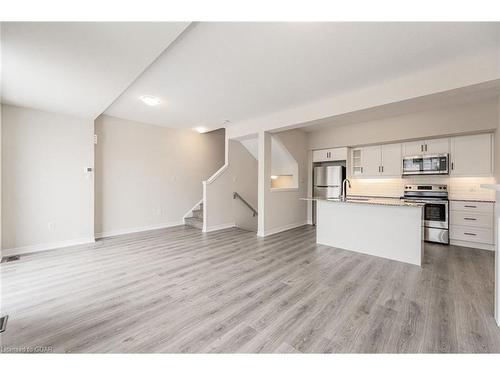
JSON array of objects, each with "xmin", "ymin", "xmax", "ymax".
[
  {"xmin": 297, "ymin": 79, "xmax": 500, "ymax": 132},
  {"xmin": 1, "ymin": 22, "xmax": 189, "ymax": 118},
  {"xmin": 105, "ymin": 22, "xmax": 500, "ymax": 130}
]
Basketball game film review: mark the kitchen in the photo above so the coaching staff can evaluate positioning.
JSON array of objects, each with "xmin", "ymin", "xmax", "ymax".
[{"xmin": 305, "ymin": 98, "xmax": 497, "ymax": 266}]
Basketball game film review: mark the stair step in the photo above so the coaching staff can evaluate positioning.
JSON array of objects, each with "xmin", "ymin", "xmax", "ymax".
[
  {"xmin": 192, "ymin": 209, "xmax": 203, "ymax": 219},
  {"xmin": 185, "ymin": 217, "xmax": 203, "ymax": 230}
]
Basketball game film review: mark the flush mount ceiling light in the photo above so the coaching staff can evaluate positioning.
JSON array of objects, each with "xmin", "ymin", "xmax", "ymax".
[
  {"xmin": 139, "ymin": 95, "xmax": 161, "ymax": 106},
  {"xmin": 271, "ymin": 175, "xmax": 278, "ymax": 180}
]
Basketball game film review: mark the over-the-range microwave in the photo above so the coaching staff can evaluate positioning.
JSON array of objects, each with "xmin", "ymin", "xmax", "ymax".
[{"xmin": 402, "ymin": 154, "xmax": 449, "ymax": 176}]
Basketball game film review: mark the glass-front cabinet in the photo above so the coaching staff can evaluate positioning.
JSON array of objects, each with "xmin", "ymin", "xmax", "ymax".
[{"xmin": 351, "ymin": 148, "xmax": 363, "ymax": 176}]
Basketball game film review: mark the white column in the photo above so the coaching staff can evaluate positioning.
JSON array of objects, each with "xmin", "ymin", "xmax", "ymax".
[
  {"xmin": 481, "ymin": 183, "xmax": 500, "ymax": 326},
  {"xmin": 257, "ymin": 131, "xmax": 271, "ymax": 237},
  {"xmin": 496, "ymin": 191, "xmax": 500, "ymax": 326}
]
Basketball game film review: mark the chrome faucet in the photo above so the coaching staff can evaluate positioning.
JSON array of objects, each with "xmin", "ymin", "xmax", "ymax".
[{"xmin": 341, "ymin": 178, "xmax": 351, "ymax": 201}]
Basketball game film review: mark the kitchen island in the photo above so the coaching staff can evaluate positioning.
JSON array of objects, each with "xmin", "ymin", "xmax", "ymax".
[{"xmin": 304, "ymin": 197, "xmax": 424, "ymax": 266}]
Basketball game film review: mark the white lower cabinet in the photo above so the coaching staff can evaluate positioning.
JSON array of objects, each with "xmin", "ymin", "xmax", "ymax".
[
  {"xmin": 450, "ymin": 211, "xmax": 493, "ymax": 228},
  {"xmin": 449, "ymin": 200, "xmax": 495, "ymax": 250},
  {"xmin": 450, "ymin": 226, "xmax": 493, "ymax": 244}
]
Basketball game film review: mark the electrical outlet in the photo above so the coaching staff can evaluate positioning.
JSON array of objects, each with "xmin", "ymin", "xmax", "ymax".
[
  {"xmin": 48, "ymin": 222, "xmax": 56, "ymax": 232},
  {"xmin": 153, "ymin": 208, "xmax": 161, "ymax": 216}
]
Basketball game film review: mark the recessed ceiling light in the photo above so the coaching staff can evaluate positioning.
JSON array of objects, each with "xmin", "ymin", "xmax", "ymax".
[
  {"xmin": 195, "ymin": 127, "xmax": 208, "ymax": 133},
  {"xmin": 140, "ymin": 95, "xmax": 161, "ymax": 106},
  {"xmin": 271, "ymin": 175, "xmax": 279, "ymax": 180}
]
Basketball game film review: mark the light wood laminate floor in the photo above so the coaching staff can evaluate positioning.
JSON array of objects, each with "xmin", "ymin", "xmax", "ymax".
[{"xmin": 1, "ymin": 225, "xmax": 499, "ymax": 353}]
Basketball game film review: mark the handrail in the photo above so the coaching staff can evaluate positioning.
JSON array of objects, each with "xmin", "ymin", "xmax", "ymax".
[{"xmin": 233, "ymin": 192, "xmax": 258, "ymax": 217}]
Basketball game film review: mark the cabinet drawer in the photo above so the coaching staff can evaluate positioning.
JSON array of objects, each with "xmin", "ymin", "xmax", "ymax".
[
  {"xmin": 450, "ymin": 201, "xmax": 494, "ymax": 214},
  {"xmin": 450, "ymin": 211, "xmax": 493, "ymax": 228},
  {"xmin": 450, "ymin": 225, "xmax": 493, "ymax": 244}
]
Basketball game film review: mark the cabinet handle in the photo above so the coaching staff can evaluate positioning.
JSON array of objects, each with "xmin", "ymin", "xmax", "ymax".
[
  {"xmin": 451, "ymin": 162, "xmax": 454, "ymax": 170},
  {"xmin": 464, "ymin": 232, "xmax": 477, "ymax": 236},
  {"xmin": 464, "ymin": 205, "xmax": 477, "ymax": 208},
  {"xmin": 464, "ymin": 218, "xmax": 477, "ymax": 221},
  {"xmin": 378, "ymin": 166, "xmax": 381, "ymax": 172},
  {"xmin": 420, "ymin": 144, "xmax": 423, "ymax": 152},
  {"xmin": 381, "ymin": 165, "xmax": 384, "ymax": 173},
  {"xmin": 425, "ymin": 144, "xmax": 428, "ymax": 152},
  {"xmin": 361, "ymin": 167, "xmax": 363, "ymax": 174}
]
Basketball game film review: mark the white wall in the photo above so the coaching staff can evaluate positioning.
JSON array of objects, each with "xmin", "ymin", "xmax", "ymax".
[
  {"xmin": 1, "ymin": 104, "xmax": 95, "ymax": 254},
  {"xmin": 258, "ymin": 129, "xmax": 308, "ymax": 236},
  {"xmin": 308, "ymin": 98, "xmax": 499, "ymax": 150},
  {"xmin": 204, "ymin": 139, "xmax": 258, "ymax": 232},
  {"xmin": 495, "ymin": 96, "xmax": 500, "ymax": 326},
  {"xmin": 94, "ymin": 115, "xmax": 224, "ymax": 237}
]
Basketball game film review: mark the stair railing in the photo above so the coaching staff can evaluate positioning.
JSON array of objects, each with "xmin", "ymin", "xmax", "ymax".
[{"xmin": 233, "ymin": 192, "xmax": 258, "ymax": 217}]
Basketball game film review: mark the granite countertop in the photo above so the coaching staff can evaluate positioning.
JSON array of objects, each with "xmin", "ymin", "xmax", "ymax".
[
  {"xmin": 449, "ymin": 198, "xmax": 496, "ymax": 203},
  {"xmin": 349, "ymin": 194, "xmax": 496, "ymax": 203},
  {"xmin": 301, "ymin": 196, "xmax": 424, "ymax": 207}
]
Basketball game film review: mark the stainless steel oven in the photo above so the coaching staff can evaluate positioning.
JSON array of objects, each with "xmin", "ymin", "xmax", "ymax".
[
  {"xmin": 402, "ymin": 154, "xmax": 449, "ymax": 175},
  {"xmin": 403, "ymin": 184, "xmax": 449, "ymax": 244}
]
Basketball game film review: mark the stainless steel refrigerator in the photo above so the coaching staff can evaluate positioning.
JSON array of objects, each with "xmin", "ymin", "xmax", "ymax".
[
  {"xmin": 313, "ymin": 165, "xmax": 345, "ymax": 198},
  {"xmin": 312, "ymin": 165, "xmax": 345, "ymax": 224}
]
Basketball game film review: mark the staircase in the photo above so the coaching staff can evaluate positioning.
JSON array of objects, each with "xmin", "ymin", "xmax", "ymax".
[{"xmin": 184, "ymin": 202, "xmax": 204, "ymax": 230}]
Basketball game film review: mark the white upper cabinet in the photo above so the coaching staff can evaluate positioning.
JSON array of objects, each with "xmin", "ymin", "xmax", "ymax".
[
  {"xmin": 351, "ymin": 143, "xmax": 402, "ymax": 177},
  {"xmin": 380, "ymin": 143, "xmax": 402, "ymax": 177},
  {"xmin": 450, "ymin": 133, "xmax": 493, "ymax": 176},
  {"xmin": 312, "ymin": 147, "xmax": 348, "ymax": 162},
  {"xmin": 402, "ymin": 138, "xmax": 449, "ymax": 156},
  {"xmin": 362, "ymin": 145, "xmax": 383, "ymax": 177},
  {"xmin": 345, "ymin": 133, "xmax": 492, "ymax": 179},
  {"xmin": 312, "ymin": 149, "xmax": 329, "ymax": 162},
  {"xmin": 402, "ymin": 141, "xmax": 424, "ymax": 156},
  {"xmin": 351, "ymin": 148, "xmax": 363, "ymax": 176},
  {"xmin": 425, "ymin": 138, "xmax": 450, "ymax": 155}
]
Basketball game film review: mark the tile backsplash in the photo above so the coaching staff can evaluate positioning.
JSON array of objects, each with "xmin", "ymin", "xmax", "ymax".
[{"xmin": 349, "ymin": 176, "xmax": 496, "ymax": 201}]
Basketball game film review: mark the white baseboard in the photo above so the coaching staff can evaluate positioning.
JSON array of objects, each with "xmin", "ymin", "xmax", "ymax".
[
  {"xmin": 95, "ymin": 221, "xmax": 184, "ymax": 239},
  {"xmin": 203, "ymin": 223, "xmax": 235, "ymax": 233},
  {"xmin": 450, "ymin": 239, "xmax": 495, "ymax": 251},
  {"xmin": 257, "ymin": 221, "xmax": 309, "ymax": 237},
  {"xmin": 2, "ymin": 237, "xmax": 96, "ymax": 257}
]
